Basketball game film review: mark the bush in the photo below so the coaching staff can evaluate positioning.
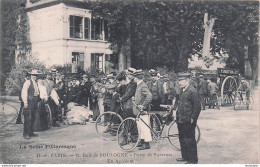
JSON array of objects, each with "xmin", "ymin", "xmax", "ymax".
[{"xmin": 4, "ymin": 55, "xmax": 46, "ymax": 96}]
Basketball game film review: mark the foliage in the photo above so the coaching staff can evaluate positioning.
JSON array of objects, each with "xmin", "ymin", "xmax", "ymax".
[
  {"xmin": 4, "ymin": 55, "xmax": 46, "ymax": 96},
  {"xmin": 1, "ymin": 0, "xmax": 31, "ymax": 92},
  {"xmin": 85, "ymin": 1, "xmax": 258, "ymax": 80}
]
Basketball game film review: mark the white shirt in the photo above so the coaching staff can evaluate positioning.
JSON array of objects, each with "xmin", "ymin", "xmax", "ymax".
[
  {"xmin": 21, "ymin": 79, "xmax": 40, "ymax": 104},
  {"xmin": 136, "ymin": 80, "xmax": 143, "ymax": 86},
  {"xmin": 163, "ymin": 82, "xmax": 167, "ymax": 94},
  {"xmin": 183, "ymin": 84, "xmax": 190, "ymax": 92}
]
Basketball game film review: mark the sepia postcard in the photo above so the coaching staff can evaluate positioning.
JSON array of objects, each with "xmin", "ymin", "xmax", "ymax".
[{"xmin": 0, "ymin": 0, "xmax": 259, "ymax": 166}]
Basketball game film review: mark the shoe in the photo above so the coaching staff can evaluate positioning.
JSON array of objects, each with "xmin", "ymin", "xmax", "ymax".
[
  {"xmin": 137, "ymin": 142, "xmax": 142, "ymax": 147},
  {"xmin": 185, "ymin": 161, "xmax": 198, "ymax": 164},
  {"xmin": 137, "ymin": 139, "xmax": 144, "ymax": 147},
  {"xmin": 110, "ymin": 131, "xmax": 116, "ymax": 136},
  {"xmin": 30, "ymin": 134, "xmax": 39, "ymax": 137},
  {"xmin": 120, "ymin": 140, "xmax": 127, "ymax": 146},
  {"xmin": 52, "ymin": 123, "xmax": 61, "ymax": 127},
  {"xmin": 24, "ymin": 136, "xmax": 31, "ymax": 139},
  {"xmin": 103, "ymin": 128, "xmax": 111, "ymax": 133},
  {"xmin": 176, "ymin": 158, "xmax": 187, "ymax": 162},
  {"xmin": 138, "ymin": 142, "xmax": 150, "ymax": 150}
]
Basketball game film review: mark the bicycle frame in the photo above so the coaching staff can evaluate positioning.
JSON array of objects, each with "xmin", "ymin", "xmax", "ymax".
[{"xmin": 135, "ymin": 107, "xmax": 174, "ymax": 141}]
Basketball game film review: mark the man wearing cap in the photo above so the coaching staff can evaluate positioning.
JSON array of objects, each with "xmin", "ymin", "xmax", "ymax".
[
  {"xmin": 103, "ymin": 83, "xmax": 117, "ymax": 134},
  {"xmin": 161, "ymin": 74, "xmax": 175, "ymax": 105},
  {"xmin": 176, "ymin": 72, "xmax": 201, "ymax": 164},
  {"xmin": 207, "ymin": 78, "xmax": 219, "ymax": 109},
  {"xmin": 118, "ymin": 68, "xmax": 137, "ymax": 119},
  {"xmin": 133, "ymin": 70, "xmax": 153, "ymax": 150},
  {"xmin": 146, "ymin": 70, "xmax": 163, "ymax": 111},
  {"xmin": 79, "ymin": 75, "xmax": 89, "ymax": 106},
  {"xmin": 239, "ymin": 77, "xmax": 251, "ymax": 109},
  {"xmin": 43, "ymin": 73, "xmax": 60, "ymax": 127},
  {"xmin": 197, "ymin": 75, "xmax": 208, "ymax": 110},
  {"xmin": 21, "ymin": 69, "xmax": 42, "ymax": 139},
  {"xmin": 90, "ymin": 75, "xmax": 99, "ymax": 121}
]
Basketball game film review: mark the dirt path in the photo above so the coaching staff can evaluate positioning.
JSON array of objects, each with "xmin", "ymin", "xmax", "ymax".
[{"xmin": 0, "ymin": 89, "xmax": 259, "ymax": 164}]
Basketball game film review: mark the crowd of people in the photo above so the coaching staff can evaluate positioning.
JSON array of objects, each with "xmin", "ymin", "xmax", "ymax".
[{"xmin": 17, "ymin": 66, "xmax": 251, "ymax": 164}]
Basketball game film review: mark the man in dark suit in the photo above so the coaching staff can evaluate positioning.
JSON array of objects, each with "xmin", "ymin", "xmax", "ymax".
[
  {"xmin": 133, "ymin": 70, "xmax": 153, "ymax": 150},
  {"xmin": 118, "ymin": 68, "xmax": 137, "ymax": 119},
  {"xmin": 176, "ymin": 72, "xmax": 201, "ymax": 164},
  {"xmin": 197, "ymin": 75, "xmax": 208, "ymax": 110}
]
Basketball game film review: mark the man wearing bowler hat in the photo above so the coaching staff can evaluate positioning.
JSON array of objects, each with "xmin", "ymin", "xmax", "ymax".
[
  {"xmin": 21, "ymin": 69, "xmax": 42, "ymax": 139},
  {"xmin": 176, "ymin": 72, "xmax": 201, "ymax": 164}
]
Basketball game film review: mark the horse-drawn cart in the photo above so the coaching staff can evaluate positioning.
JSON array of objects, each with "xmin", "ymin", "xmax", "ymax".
[{"xmin": 197, "ymin": 68, "xmax": 240, "ymax": 107}]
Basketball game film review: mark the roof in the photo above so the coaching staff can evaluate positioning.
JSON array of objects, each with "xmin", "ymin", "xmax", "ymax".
[{"xmin": 26, "ymin": 0, "xmax": 91, "ymax": 11}]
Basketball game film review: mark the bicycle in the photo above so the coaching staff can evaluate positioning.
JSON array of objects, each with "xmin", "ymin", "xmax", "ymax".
[
  {"xmin": 95, "ymin": 100, "xmax": 124, "ymax": 141},
  {"xmin": 117, "ymin": 103, "xmax": 201, "ymax": 152},
  {"xmin": 21, "ymin": 101, "xmax": 53, "ymax": 129},
  {"xmin": 233, "ymin": 90, "xmax": 254, "ymax": 110}
]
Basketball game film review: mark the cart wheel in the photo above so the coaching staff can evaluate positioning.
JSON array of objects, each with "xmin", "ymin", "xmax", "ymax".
[
  {"xmin": 117, "ymin": 117, "xmax": 140, "ymax": 152},
  {"xmin": 221, "ymin": 76, "xmax": 237, "ymax": 106},
  {"xmin": 95, "ymin": 111, "xmax": 123, "ymax": 141},
  {"xmin": 167, "ymin": 121, "xmax": 200, "ymax": 151}
]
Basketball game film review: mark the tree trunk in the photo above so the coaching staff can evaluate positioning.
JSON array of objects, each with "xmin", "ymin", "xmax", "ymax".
[{"xmin": 202, "ymin": 13, "xmax": 215, "ymax": 62}]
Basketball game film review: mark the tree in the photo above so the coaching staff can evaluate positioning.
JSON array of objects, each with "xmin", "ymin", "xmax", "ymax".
[{"xmin": 1, "ymin": 0, "xmax": 31, "ymax": 93}]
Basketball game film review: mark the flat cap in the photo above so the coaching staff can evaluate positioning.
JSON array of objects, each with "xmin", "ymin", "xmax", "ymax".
[
  {"xmin": 116, "ymin": 71, "xmax": 126, "ymax": 81},
  {"xmin": 163, "ymin": 74, "xmax": 169, "ymax": 78},
  {"xmin": 128, "ymin": 67, "xmax": 136, "ymax": 74},
  {"xmin": 133, "ymin": 69, "xmax": 144, "ymax": 76},
  {"xmin": 106, "ymin": 74, "xmax": 114, "ymax": 79},
  {"xmin": 178, "ymin": 72, "xmax": 190, "ymax": 80}
]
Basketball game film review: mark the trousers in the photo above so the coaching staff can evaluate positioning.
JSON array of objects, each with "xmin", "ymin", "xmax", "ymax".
[
  {"xmin": 177, "ymin": 121, "xmax": 198, "ymax": 163},
  {"xmin": 23, "ymin": 96, "xmax": 39, "ymax": 137},
  {"xmin": 137, "ymin": 114, "xmax": 152, "ymax": 142}
]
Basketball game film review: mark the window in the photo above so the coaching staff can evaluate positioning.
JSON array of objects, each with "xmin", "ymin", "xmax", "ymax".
[
  {"xmin": 70, "ymin": 16, "xmax": 83, "ymax": 38},
  {"xmin": 91, "ymin": 18, "xmax": 103, "ymax": 40},
  {"xmin": 104, "ymin": 20, "xmax": 109, "ymax": 41},
  {"xmin": 84, "ymin": 18, "xmax": 90, "ymax": 39},
  {"xmin": 91, "ymin": 53, "xmax": 103, "ymax": 71},
  {"xmin": 105, "ymin": 54, "xmax": 118, "ymax": 73},
  {"xmin": 72, "ymin": 52, "xmax": 84, "ymax": 73}
]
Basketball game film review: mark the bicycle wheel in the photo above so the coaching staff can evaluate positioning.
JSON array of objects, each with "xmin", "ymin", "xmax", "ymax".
[
  {"xmin": 167, "ymin": 121, "xmax": 201, "ymax": 151},
  {"xmin": 149, "ymin": 113, "xmax": 162, "ymax": 141},
  {"xmin": 95, "ymin": 111, "xmax": 123, "ymax": 141},
  {"xmin": 117, "ymin": 117, "xmax": 140, "ymax": 151},
  {"xmin": 0, "ymin": 103, "xmax": 18, "ymax": 129},
  {"xmin": 45, "ymin": 104, "xmax": 53, "ymax": 129}
]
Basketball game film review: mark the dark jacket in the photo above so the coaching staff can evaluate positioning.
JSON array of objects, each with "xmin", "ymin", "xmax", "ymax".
[
  {"xmin": 197, "ymin": 79, "xmax": 208, "ymax": 95},
  {"xmin": 176, "ymin": 84, "xmax": 201, "ymax": 123},
  {"xmin": 103, "ymin": 90, "xmax": 113, "ymax": 108},
  {"xmin": 133, "ymin": 81, "xmax": 152, "ymax": 115},
  {"xmin": 146, "ymin": 80, "xmax": 163, "ymax": 100},
  {"xmin": 121, "ymin": 79, "xmax": 137, "ymax": 110}
]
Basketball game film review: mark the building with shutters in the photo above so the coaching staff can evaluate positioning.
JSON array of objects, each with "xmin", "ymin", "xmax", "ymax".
[{"xmin": 26, "ymin": 0, "xmax": 118, "ymax": 74}]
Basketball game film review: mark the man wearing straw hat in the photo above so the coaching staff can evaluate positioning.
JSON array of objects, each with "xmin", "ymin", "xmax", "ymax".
[
  {"xmin": 133, "ymin": 70, "xmax": 153, "ymax": 150},
  {"xmin": 21, "ymin": 69, "xmax": 42, "ymax": 139}
]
